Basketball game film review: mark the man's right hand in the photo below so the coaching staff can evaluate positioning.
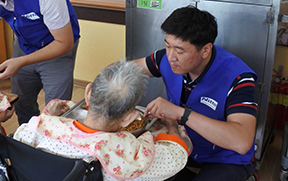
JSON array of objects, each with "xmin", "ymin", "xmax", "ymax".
[
  {"xmin": 0, "ymin": 57, "xmax": 26, "ymax": 80},
  {"xmin": 144, "ymin": 97, "xmax": 185, "ymax": 121}
]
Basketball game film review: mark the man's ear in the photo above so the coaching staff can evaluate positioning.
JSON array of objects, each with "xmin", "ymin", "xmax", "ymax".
[
  {"xmin": 201, "ymin": 43, "xmax": 213, "ymax": 59},
  {"xmin": 85, "ymin": 83, "xmax": 92, "ymax": 107},
  {"xmin": 120, "ymin": 110, "xmax": 139, "ymax": 128}
]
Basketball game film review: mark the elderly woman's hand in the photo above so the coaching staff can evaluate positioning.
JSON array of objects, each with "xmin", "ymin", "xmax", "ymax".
[
  {"xmin": 161, "ymin": 119, "xmax": 181, "ymax": 138},
  {"xmin": 48, "ymin": 101, "xmax": 70, "ymax": 116},
  {"xmin": 0, "ymin": 106, "xmax": 15, "ymax": 122}
]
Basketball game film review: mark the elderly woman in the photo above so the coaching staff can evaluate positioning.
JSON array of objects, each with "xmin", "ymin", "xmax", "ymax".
[{"xmin": 13, "ymin": 61, "xmax": 192, "ymax": 181}]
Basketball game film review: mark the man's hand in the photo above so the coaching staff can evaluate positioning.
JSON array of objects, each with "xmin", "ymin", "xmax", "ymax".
[
  {"xmin": 48, "ymin": 102, "xmax": 70, "ymax": 116},
  {"xmin": 0, "ymin": 57, "xmax": 26, "ymax": 79},
  {"xmin": 0, "ymin": 22, "xmax": 74, "ymax": 80},
  {"xmin": 144, "ymin": 97, "xmax": 184, "ymax": 121}
]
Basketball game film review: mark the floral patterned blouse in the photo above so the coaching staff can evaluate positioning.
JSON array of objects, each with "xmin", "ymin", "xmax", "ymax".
[{"xmin": 13, "ymin": 99, "xmax": 192, "ymax": 181}]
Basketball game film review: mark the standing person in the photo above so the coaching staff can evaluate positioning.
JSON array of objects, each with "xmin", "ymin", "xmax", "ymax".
[
  {"xmin": 133, "ymin": 6, "xmax": 257, "ymax": 181},
  {"xmin": 13, "ymin": 61, "xmax": 192, "ymax": 181},
  {"xmin": 0, "ymin": 0, "xmax": 80, "ymax": 125}
]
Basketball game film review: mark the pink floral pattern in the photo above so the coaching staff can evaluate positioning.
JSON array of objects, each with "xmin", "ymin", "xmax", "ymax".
[
  {"xmin": 130, "ymin": 169, "xmax": 144, "ymax": 177},
  {"xmin": 116, "ymin": 132, "xmax": 126, "ymax": 138},
  {"xmin": 142, "ymin": 147, "xmax": 152, "ymax": 157},
  {"xmin": 80, "ymin": 143, "xmax": 90, "ymax": 149},
  {"xmin": 114, "ymin": 144, "xmax": 126, "ymax": 159},
  {"xmin": 32, "ymin": 114, "xmax": 155, "ymax": 179},
  {"xmin": 44, "ymin": 130, "xmax": 53, "ymax": 137},
  {"xmin": 94, "ymin": 140, "xmax": 107, "ymax": 150},
  {"xmin": 113, "ymin": 166, "xmax": 122, "ymax": 175},
  {"xmin": 13, "ymin": 102, "xmax": 192, "ymax": 180},
  {"xmin": 103, "ymin": 154, "xmax": 110, "ymax": 166}
]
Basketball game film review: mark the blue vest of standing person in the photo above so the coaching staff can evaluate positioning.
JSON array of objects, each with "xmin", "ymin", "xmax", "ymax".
[
  {"xmin": 0, "ymin": 0, "xmax": 80, "ymax": 54},
  {"xmin": 159, "ymin": 45, "xmax": 257, "ymax": 165}
]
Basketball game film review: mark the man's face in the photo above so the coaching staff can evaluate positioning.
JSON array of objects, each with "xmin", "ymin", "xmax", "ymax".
[{"xmin": 165, "ymin": 34, "xmax": 208, "ymax": 76}]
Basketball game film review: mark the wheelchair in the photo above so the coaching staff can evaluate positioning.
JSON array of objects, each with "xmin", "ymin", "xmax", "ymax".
[{"xmin": 0, "ymin": 134, "xmax": 103, "ymax": 181}]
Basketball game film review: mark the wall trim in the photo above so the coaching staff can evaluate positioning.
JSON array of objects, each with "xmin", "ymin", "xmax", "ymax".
[
  {"xmin": 73, "ymin": 79, "xmax": 90, "ymax": 88},
  {"xmin": 73, "ymin": 5, "xmax": 125, "ymax": 25}
]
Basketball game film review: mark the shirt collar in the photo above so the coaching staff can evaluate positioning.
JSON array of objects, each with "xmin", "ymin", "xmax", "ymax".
[{"xmin": 73, "ymin": 120, "xmax": 98, "ymax": 133}]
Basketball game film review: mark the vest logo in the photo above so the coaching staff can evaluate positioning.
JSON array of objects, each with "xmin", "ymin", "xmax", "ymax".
[
  {"xmin": 21, "ymin": 12, "xmax": 40, "ymax": 20},
  {"xmin": 200, "ymin": 97, "xmax": 218, "ymax": 111}
]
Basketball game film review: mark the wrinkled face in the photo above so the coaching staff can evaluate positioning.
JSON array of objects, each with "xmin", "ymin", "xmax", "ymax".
[{"xmin": 165, "ymin": 34, "xmax": 208, "ymax": 77}]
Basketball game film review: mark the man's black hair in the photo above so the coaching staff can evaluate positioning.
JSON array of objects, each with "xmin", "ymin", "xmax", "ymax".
[{"xmin": 161, "ymin": 6, "xmax": 218, "ymax": 50}]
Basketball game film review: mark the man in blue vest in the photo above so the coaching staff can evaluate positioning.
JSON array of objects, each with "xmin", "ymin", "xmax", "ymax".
[
  {"xmin": 0, "ymin": 0, "xmax": 80, "ymax": 125},
  {"xmin": 134, "ymin": 6, "xmax": 257, "ymax": 180}
]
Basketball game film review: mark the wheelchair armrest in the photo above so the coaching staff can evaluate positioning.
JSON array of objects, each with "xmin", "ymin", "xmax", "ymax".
[{"xmin": 63, "ymin": 156, "xmax": 102, "ymax": 181}]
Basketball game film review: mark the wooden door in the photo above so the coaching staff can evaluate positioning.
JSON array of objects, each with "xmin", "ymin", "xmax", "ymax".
[{"xmin": 0, "ymin": 18, "xmax": 7, "ymax": 63}]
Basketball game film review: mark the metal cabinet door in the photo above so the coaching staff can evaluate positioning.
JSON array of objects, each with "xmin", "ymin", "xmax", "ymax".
[
  {"xmin": 197, "ymin": 1, "xmax": 275, "ymax": 163},
  {"xmin": 201, "ymin": 0, "xmax": 272, "ymax": 6},
  {"xmin": 126, "ymin": 0, "xmax": 195, "ymax": 59},
  {"xmin": 126, "ymin": 0, "xmax": 195, "ymax": 106}
]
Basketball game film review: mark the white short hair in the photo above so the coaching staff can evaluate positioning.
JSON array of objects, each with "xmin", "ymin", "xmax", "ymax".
[{"xmin": 89, "ymin": 60, "xmax": 148, "ymax": 122}]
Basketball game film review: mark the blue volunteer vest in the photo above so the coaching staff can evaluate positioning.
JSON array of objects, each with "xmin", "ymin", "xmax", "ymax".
[
  {"xmin": 160, "ymin": 45, "xmax": 257, "ymax": 165},
  {"xmin": 0, "ymin": 0, "xmax": 80, "ymax": 54}
]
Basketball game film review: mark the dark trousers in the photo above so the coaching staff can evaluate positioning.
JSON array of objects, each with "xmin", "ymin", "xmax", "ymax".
[
  {"xmin": 166, "ymin": 156, "xmax": 256, "ymax": 181},
  {"xmin": 11, "ymin": 38, "xmax": 79, "ymax": 125}
]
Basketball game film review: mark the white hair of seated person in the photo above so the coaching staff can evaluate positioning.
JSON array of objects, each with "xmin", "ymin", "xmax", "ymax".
[{"xmin": 83, "ymin": 60, "xmax": 148, "ymax": 132}]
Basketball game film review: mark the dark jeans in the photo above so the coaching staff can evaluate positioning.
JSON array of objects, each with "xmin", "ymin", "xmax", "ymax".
[{"xmin": 166, "ymin": 157, "xmax": 256, "ymax": 181}]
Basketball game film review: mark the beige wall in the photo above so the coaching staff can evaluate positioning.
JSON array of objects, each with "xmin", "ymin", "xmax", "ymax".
[{"xmin": 75, "ymin": 20, "xmax": 125, "ymax": 82}]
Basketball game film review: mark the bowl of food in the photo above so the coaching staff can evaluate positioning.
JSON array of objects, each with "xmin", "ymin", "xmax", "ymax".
[{"xmin": 119, "ymin": 109, "xmax": 149, "ymax": 137}]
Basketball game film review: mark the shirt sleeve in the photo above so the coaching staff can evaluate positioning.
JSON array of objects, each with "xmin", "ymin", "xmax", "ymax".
[
  {"xmin": 135, "ymin": 123, "xmax": 190, "ymax": 180},
  {"xmin": 145, "ymin": 49, "xmax": 166, "ymax": 77},
  {"xmin": 101, "ymin": 139, "xmax": 188, "ymax": 181},
  {"xmin": 137, "ymin": 139, "xmax": 188, "ymax": 180},
  {"xmin": 39, "ymin": 0, "xmax": 70, "ymax": 30},
  {"xmin": 13, "ymin": 118, "xmax": 41, "ymax": 147},
  {"xmin": 225, "ymin": 72, "xmax": 258, "ymax": 118}
]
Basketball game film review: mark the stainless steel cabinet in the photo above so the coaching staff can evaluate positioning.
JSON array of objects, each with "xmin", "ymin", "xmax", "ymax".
[
  {"xmin": 205, "ymin": 0, "xmax": 272, "ymax": 6},
  {"xmin": 197, "ymin": 0, "xmax": 279, "ymax": 167}
]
